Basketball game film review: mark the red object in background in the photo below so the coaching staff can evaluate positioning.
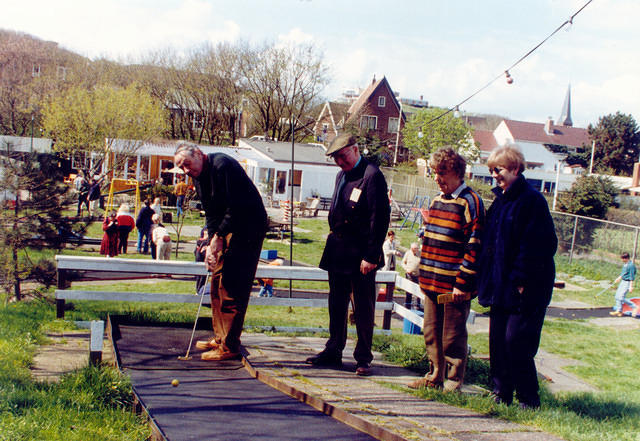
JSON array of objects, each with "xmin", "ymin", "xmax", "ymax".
[{"xmin": 621, "ymin": 297, "xmax": 640, "ymax": 316}]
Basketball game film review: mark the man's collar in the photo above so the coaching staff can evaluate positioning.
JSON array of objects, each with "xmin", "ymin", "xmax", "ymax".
[{"xmin": 441, "ymin": 182, "xmax": 467, "ymax": 199}]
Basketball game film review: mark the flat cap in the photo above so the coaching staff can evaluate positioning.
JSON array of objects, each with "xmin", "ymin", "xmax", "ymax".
[{"xmin": 325, "ymin": 133, "xmax": 357, "ymax": 156}]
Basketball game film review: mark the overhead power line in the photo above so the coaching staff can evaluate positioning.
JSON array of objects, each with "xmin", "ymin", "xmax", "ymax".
[{"xmin": 422, "ymin": 0, "xmax": 595, "ymax": 127}]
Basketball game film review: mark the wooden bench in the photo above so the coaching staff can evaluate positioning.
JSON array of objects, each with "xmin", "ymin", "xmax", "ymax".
[{"xmin": 55, "ymin": 255, "xmax": 405, "ymax": 330}]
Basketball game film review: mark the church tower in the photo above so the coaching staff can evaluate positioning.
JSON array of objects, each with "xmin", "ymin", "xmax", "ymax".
[{"xmin": 558, "ymin": 84, "xmax": 573, "ymax": 127}]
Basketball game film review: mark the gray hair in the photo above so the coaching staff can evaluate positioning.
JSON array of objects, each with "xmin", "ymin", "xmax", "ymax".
[{"xmin": 174, "ymin": 141, "xmax": 201, "ymax": 157}]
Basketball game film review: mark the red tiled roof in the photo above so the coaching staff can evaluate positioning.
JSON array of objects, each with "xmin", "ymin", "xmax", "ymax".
[
  {"xmin": 503, "ymin": 119, "xmax": 589, "ymax": 148},
  {"xmin": 472, "ymin": 129, "xmax": 497, "ymax": 152},
  {"xmin": 348, "ymin": 78, "xmax": 383, "ymax": 116}
]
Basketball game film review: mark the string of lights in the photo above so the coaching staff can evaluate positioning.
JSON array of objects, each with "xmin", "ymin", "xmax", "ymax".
[{"xmin": 421, "ymin": 0, "xmax": 595, "ymax": 127}]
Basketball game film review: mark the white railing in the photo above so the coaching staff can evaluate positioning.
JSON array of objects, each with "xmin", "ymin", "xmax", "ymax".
[{"xmin": 55, "ymin": 256, "xmax": 425, "ymax": 332}]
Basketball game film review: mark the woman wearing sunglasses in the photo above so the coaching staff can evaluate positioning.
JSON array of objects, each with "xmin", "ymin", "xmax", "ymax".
[{"xmin": 476, "ymin": 145, "xmax": 557, "ymax": 410}]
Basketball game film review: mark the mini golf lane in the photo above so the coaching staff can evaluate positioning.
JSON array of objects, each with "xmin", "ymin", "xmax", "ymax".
[{"xmin": 110, "ymin": 318, "xmax": 376, "ymax": 441}]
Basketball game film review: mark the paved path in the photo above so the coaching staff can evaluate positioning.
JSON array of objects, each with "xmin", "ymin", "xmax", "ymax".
[{"xmin": 242, "ymin": 334, "xmax": 564, "ymax": 441}]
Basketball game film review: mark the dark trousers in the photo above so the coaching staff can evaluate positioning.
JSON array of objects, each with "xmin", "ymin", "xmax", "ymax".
[
  {"xmin": 489, "ymin": 305, "xmax": 547, "ymax": 406},
  {"xmin": 325, "ymin": 270, "xmax": 377, "ymax": 365},
  {"xmin": 118, "ymin": 227, "xmax": 131, "ymax": 254},
  {"xmin": 77, "ymin": 195, "xmax": 89, "ymax": 215},
  {"xmin": 209, "ymin": 233, "xmax": 264, "ymax": 353},
  {"xmin": 423, "ymin": 295, "xmax": 470, "ymax": 390}
]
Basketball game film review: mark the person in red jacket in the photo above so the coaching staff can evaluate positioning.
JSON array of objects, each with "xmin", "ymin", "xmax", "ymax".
[
  {"xmin": 100, "ymin": 211, "xmax": 119, "ymax": 258},
  {"xmin": 116, "ymin": 204, "xmax": 135, "ymax": 254}
]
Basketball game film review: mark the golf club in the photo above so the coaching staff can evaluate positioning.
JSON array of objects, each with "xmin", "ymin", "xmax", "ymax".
[
  {"xmin": 178, "ymin": 272, "xmax": 210, "ymax": 361},
  {"xmin": 594, "ymin": 282, "xmax": 613, "ymax": 298}
]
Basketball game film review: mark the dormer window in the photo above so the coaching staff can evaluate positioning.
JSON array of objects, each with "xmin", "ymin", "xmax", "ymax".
[{"xmin": 378, "ymin": 96, "xmax": 386, "ymax": 107}]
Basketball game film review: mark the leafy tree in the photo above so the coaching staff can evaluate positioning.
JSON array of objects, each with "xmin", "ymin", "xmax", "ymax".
[
  {"xmin": 0, "ymin": 146, "xmax": 86, "ymax": 300},
  {"xmin": 555, "ymin": 175, "xmax": 618, "ymax": 252},
  {"xmin": 42, "ymin": 84, "xmax": 166, "ymax": 175},
  {"xmin": 558, "ymin": 175, "xmax": 618, "ymax": 219},
  {"xmin": 401, "ymin": 107, "xmax": 478, "ymax": 161},
  {"xmin": 588, "ymin": 112, "xmax": 640, "ymax": 176}
]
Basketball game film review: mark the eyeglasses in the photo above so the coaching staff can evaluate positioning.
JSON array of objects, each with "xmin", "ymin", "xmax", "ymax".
[{"xmin": 490, "ymin": 166, "xmax": 506, "ymax": 175}]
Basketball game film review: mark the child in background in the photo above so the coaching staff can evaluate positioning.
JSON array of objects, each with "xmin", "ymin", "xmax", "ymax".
[
  {"xmin": 610, "ymin": 252, "xmax": 636, "ymax": 317},
  {"xmin": 258, "ymin": 258, "xmax": 284, "ymax": 297},
  {"xmin": 152, "ymin": 218, "xmax": 172, "ymax": 260}
]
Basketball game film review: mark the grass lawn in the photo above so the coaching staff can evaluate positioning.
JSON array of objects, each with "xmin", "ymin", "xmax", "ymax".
[{"xmin": 3, "ymin": 217, "xmax": 640, "ymax": 440}]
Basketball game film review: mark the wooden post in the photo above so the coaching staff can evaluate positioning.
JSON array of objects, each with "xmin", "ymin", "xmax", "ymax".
[
  {"xmin": 89, "ymin": 320, "xmax": 104, "ymax": 365},
  {"xmin": 382, "ymin": 282, "xmax": 395, "ymax": 330},
  {"xmin": 56, "ymin": 269, "xmax": 67, "ymax": 319}
]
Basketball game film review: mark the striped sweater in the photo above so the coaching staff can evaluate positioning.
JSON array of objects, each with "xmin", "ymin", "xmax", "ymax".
[{"xmin": 419, "ymin": 184, "xmax": 485, "ymax": 297}]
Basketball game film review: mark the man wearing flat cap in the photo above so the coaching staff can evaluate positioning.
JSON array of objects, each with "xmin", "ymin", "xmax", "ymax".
[{"xmin": 306, "ymin": 133, "xmax": 390, "ymax": 376}]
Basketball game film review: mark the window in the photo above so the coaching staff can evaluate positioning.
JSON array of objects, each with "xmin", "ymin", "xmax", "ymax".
[
  {"xmin": 388, "ymin": 117, "xmax": 399, "ymax": 133},
  {"xmin": 276, "ymin": 170, "xmax": 287, "ymax": 194},
  {"xmin": 57, "ymin": 66, "xmax": 67, "ymax": 81},
  {"xmin": 378, "ymin": 96, "xmax": 386, "ymax": 107},
  {"xmin": 360, "ymin": 115, "xmax": 377, "ymax": 130},
  {"xmin": 288, "ymin": 169, "xmax": 302, "ymax": 187},
  {"xmin": 192, "ymin": 112, "xmax": 202, "ymax": 130}
]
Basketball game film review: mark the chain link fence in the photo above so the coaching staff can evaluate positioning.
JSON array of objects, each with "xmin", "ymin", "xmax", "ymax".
[
  {"xmin": 383, "ymin": 170, "xmax": 640, "ymax": 267},
  {"xmin": 552, "ymin": 212, "xmax": 640, "ymax": 264}
]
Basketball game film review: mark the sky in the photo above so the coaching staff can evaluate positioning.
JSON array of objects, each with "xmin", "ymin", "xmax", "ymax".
[{"xmin": 2, "ymin": 0, "xmax": 638, "ymax": 128}]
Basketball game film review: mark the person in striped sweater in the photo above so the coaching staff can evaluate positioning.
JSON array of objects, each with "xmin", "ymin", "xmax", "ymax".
[{"xmin": 408, "ymin": 147, "xmax": 485, "ymax": 392}]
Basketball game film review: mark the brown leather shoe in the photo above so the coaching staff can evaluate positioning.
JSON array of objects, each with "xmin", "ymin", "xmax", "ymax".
[
  {"xmin": 195, "ymin": 339, "xmax": 220, "ymax": 351},
  {"xmin": 201, "ymin": 349, "xmax": 241, "ymax": 361},
  {"xmin": 355, "ymin": 363, "xmax": 372, "ymax": 376},
  {"xmin": 407, "ymin": 378, "xmax": 443, "ymax": 389}
]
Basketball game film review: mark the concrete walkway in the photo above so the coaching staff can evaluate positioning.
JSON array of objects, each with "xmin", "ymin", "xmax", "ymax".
[{"xmin": 242, "ymin": 334, "xmax": 564, "ymax": 441}]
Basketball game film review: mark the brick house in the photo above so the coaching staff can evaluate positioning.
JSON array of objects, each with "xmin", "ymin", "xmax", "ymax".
[{"xmin": 313, "ymin": 76, "xmax": 408, "ymax": 163}]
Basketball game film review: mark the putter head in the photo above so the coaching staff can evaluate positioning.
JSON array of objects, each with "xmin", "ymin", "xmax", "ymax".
[{"xmin": 177, "ymin": 355, "xmax": 192, "ymax": 361}]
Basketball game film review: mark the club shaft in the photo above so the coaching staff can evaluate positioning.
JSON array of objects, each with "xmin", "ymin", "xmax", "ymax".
[{"xmin": 183, "ymin": 272, "xmax": 210, "ymax": 359}]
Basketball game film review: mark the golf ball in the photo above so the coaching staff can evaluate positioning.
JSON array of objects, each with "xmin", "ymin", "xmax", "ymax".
[{"xmin": 171, "ymin": 379, "xmax": 179, "ymax": 387}]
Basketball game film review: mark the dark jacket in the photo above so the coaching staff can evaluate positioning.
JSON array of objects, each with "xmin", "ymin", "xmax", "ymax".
[
  {"xmin": 194, "ymin": 153, "xmax": 268, "ymax": 241},
  {"xmin": 88, "ymin": 182, "xmax": 101, "ymax": 201},
  {"xmin": 320, "ymin": 157, "xmax": 390, "ymax": 274},
  {"xmin": 136, "ymin": 206, "xmax": 154, "ymax": 232},
  {"xmin": 477, "ymin": 174, "xmax": 557, "ymax": 311}
]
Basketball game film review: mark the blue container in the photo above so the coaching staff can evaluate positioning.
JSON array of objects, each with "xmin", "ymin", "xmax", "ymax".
[
  {"xmin": 260, "ymin": 249, "xmax": 278, "ymax": 260},
  {"xmin": 403, "ymin": 310, "xmax": 424, "ymax": 335}
]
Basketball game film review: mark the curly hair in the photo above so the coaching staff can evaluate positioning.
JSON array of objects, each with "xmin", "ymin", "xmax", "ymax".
[{"xmin": 430, "ymin": 147, "xmax": 467, "ymax": 179}]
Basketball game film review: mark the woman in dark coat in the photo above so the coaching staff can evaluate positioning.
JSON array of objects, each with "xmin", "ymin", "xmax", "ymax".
[
  {"xmin": 477, "ymin": 145, "xmax": 557, "ymax": 410},
  {"xmin": 100, "ymin": 211, "xmax": 119, "ymax": 258}
]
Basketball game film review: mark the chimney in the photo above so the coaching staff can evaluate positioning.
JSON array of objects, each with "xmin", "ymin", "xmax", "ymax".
[
  {"xmin": 420, "ymin": 95, "xmax": 423, "ymax": 101},
  {"xmin": 372, "ymin": 75, "xmax": 376, "ymax": 85},
  {"xmin": 544, "ymin": 117, "xmax": 554, "ymax": 135}
]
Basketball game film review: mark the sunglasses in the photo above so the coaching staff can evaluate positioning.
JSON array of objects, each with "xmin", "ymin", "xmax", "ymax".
[{"xmin": 490, "ymin": 166, "xmax": 506, "ymax": 175}]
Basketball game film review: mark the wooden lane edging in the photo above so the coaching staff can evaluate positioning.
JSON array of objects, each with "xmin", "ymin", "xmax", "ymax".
[{"xmin": 242, "ymin": 357, "xmax": 409, "ymax": 441}]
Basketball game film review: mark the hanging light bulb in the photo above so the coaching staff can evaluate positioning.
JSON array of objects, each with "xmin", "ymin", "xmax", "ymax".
[
  {"xmin": 505, "ymin": 71, "xmax": 514, "ymax": 84},
  {"xmin": 453, "ymin": 106, "xmax": 461, "ymax": 118},
  {"xmin": 565, "ymin": 17, "xmax": 573, "ymax": 32}
]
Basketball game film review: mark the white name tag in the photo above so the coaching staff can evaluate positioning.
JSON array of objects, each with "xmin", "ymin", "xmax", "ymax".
[{"xmin": 350, "ymin": 188, "xmax": 362, "ymax": 202}]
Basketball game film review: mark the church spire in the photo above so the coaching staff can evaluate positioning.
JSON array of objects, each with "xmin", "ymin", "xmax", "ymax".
[{"xmin": 559, "ymin": 84, "xmax": 573, "ymax": 127}]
